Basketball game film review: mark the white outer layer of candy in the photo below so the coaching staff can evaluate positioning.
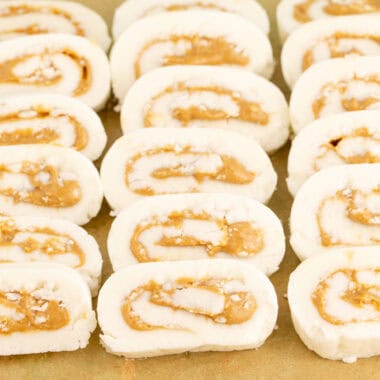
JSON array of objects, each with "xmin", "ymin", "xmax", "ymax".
[
  {"xmin": 0, "ymin": 144, "xmax": 103, "ymax": 225},
  {"xmin": 110, "ymin": 10, "xmax": 274, "ymax": 102},
  {"xmin": 290, "ymin": 163, "xmax": 380, "ymax": 261},
  {"xmin": 288, "ymin": 249, "xmax": 380, "ymax": 363},
  {"xmin": 281, "ymin": 15, "xmax": 380, "ymax": 89},
  {"xmin": 98, "ymin": 259, "xmax": 278, "ymax": 358},
  {"xmin": 0, "ymin": 263, "xmax": 96, "ymax": 355},
  {"xmin": 120, "ymin": 66, "xmax": 289, "ymax": 153},
  {"xmin": 0, "ymin": 94, "xmax": 107, "ymax": 160},
  {"xmin": 0, "ymin": 34, "xmax": 110, "ymax": 111},
  {"xmin": 289, "ymin": 56, "xmax": 380, "ymax": 133},
  {"xmin": 112, "ymin": 0, "xmax": 269, "ymax": 39},
  {"xmin": 107, "ymin": 193, "xmax": 285, "ymax": 275},
  {"xmin": 0, "ymin": 215, "xmax": 102, "ymax": 295},
  {"xmin": 0, "ymin": 0, "xmax": 111, "ymax": 51},
  {"xmin": 100, "ymin": 128, "xmax": 277, "ymax": 213},
  {"xmin": 287, "ymin": 110, "xmax": 380, "ymax": 196}
]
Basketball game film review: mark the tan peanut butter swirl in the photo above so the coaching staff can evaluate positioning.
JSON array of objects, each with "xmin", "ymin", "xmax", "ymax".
[
  {"xmin": 0, "ymin": 290, "xmax": 69, "ymax": 334},
  {"xmin": 121, "ymin": 277, "xmax": 256, "ymax": 330},
  {"xmin": 314, "ymin": 127, "xmax": 380, "ymax": 170},
  {"xmin": 144, "ymin": 2, "xmax": 229, "ymax": 15},
  {"xmin": 0, "ymin": 4, "xmax": 85, "ymax": 36},
  {"xmin": 0, "ymin": 161, "xmax": 81, "ymax": 207},
  {"xmin": 0, "ymin": 50, "xmax": 91, "ymax": 97},
  {"xmin": 303, "ymin": 32, "xmax": 380, "ymax": 71},
  {"xmin": 134, "ymin": 35, "xmax": 249, "ymax": 78},
  {"xmin": 294, "ymin": 0, "xmax": 380, "ymax": 23},
  {"xmin": 125, "ymin": 145, "xmax": 255, "ymax": 196},
  {"xmin": 0, "ymin": 106, "xmax": 88, "ymax": 150},
  {"xmin": 131, "ymin": 210, "xmax": 264, "ymax": 262},
  {"xmin": 312, "ymin": 269, "xmax": 380, "ymax": 325},
  {"xmin": 145, "ymin": 83, "xmax": 269, "ymax": 127},
  {"xmin": 0, "ymin": 218, "xmax": 85, "ymax": 267},
  {"xmin": 312, "ymin": 75, "xmax": 380, "ymax": 119},
  {"xmin": 317, "ymin": 187, "xmax": 380, "ymax": 246}
]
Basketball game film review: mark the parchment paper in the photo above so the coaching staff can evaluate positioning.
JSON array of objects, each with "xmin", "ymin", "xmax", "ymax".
[{"xmin": 1, "ymin": 1, "xmax": 380, "ymax": 379}]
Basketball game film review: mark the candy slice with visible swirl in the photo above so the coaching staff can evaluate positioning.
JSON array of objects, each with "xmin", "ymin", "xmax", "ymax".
[
  {"xmin": 289, "ymin": 249, "xmax": 380, "ymax": 362},
  {"xmin": 101, "ymin": 128, "xmax": 277, "ymax": 213},
  {"xmin": 0, "ymin": 263, "xmax": 96, "ymax": 355},
  {"xmin": 0, "ymin": 215, "xmax": 102, "ymax": 295},
  {"xmin": 0, "ymin": 34, "xmax": 110, "ymax": 110},
  {"xmin": 277, "ymin": 0, "xmax": 380, "ymax": 42},
  {"xmin": 290, "ymin": 56, "xmax": 380, "ymax": 133},
  {"xmin": 288, "ymin": 110, "xmax": 380, "ymax": 196},
  {"xmin": 0, "ymin": 144, "xmax": 103, "ymax": 225},
  {"xmin": 282, "ymin": 15, "xmax": 380, "ymax": 88},
  {"xmin": 107, "ymin": 193, "xmax": 285, "ymax": 275},
  {"xmin": 290, "ymin": 163, "xmax": 380, "ymax": 260},
  {"xmin": 120, "ymin": 66, "xmax": 289, "ymax": 153},
  {"xmin": 110, "ymin": 10, "xmax": 274, "ymax": 101},
  {"xmin": 0, "ymin": 0, "xmax": 110, "ymax": 50},
  {"xmin": 0, "ymin": 94, "xmax": 106, "ymax": 160},
  {"xmin": 98, "ymin": 259, "xmax": 278, "ymax": 358}
]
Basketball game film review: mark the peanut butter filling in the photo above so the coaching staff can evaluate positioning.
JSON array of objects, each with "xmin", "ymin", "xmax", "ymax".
[
  {"xmin": 0, "ymin": 161, "xmax": 81, "ymax": 208},
  {"xmin": 314, "ymin": 127, "xmax": 380, "ymax": 170},
  {"xmin": 144, "ymin": 2, "xmax": 228, "ymax": 15},
  {"xmin": 312, "ymin": 75, "xmax": 380, "ymax": 119},
  {"xmin": 317, "ymin": 187, "xmax": 380, "ymax": 246},
  {"xmin": 0, "ymin": 4, "xmax": 85, "ymax": 36},
  {"xmin": 294, "ymin": 0, "xmax": 380, "ymax": 23},
  {"xmin": 125, "ymin": 145, "xmax": 255, "ymax": 196},
  {"xmin": 0, "ymin": 50, "xmax": 91, "ymax": 97},
  {"xmin": 130, "ymin": 210, "xmax": 264, "ymax": 262},
  {"xmin": 145, "ymin": 83, "xmax": 269, "ymax": 127},
  {"xmin": 303, "ymin": 32, "xmax": 380, "ymax": 71},
  {"xmin": 312, "ymin": 269, "xmax": 380, "ymax": 325},
  {"xmin": 0, "ymin": 218, "xmax": 85, "ymax": 267},
  {"xmin": 0, "ymin": 106, "xmax": 88, "ymax": 150},
  {"xmin": 0, "ymin": 290, "xmax": 69, "ymax": 334},
  {"xmin": 134, "ymin": 35, "xmax": 249, "ymax": 78},
  {"xmin": 121, "ymin": 277, "xmax": 256, "ymax": 330}
]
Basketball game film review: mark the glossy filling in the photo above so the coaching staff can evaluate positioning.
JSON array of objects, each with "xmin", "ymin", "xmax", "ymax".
[
  {"xmin": 0, "ymin": 218, "xmax": 85, "ymax": 267},
  {"xmin": 143, "ymin": 2, "xmax": 229, "ymax": 16},
  {"xmin": 121, "ymin": 277, "xmax": 256, "ymax": 330},
  {"xmin": 303, "ymin": 33, "xmax": 380, "ymax": 71},
  {"xmin": 312, "ymin": 76, "xmax": 380, "ymax": 119},
  {"xmin": 314, "ymin": 127, "xmax": 380, "ymax": 171},
  {"xmin": 0, "ymin": 161, "xmax": 81, "ymax": 207},
  {"xmin": 125, "ymin": 145, "xmax": 255, "ymax": 196},
  {"xmin": 317, "ymin": 187, "xmax": 380, "ymax": 247},
  {"xmin": 144, "ymin": 83, "xmax": 269, "ymax": 127},
  {"xmin": 134, "ymin": 35, "xmax": 249, "ymax": 78},
  {"xmin": 312, "ymin": 269, "xmax": 380, "ymax": 325},
  {"xmin": 130, "ymin": 210, "xmax": 264, "ymax": 262},
  {"xmin": 0, "ymin": 4, "xmax": 85, "ymax": 37},
  {"xmin": 0, "ymin": 50, "xmax": 92, "ymax": 97},
  {"xmin": 294, "ymin": 0, "xmax": 380, "ymax": 23},
  {"xmin": 0, "ymin": 289, "xmax": 69, "ymax": 334},
  {"xmin": 0, "ymin": 106, "xmax": 88, "ymax": 150}
]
